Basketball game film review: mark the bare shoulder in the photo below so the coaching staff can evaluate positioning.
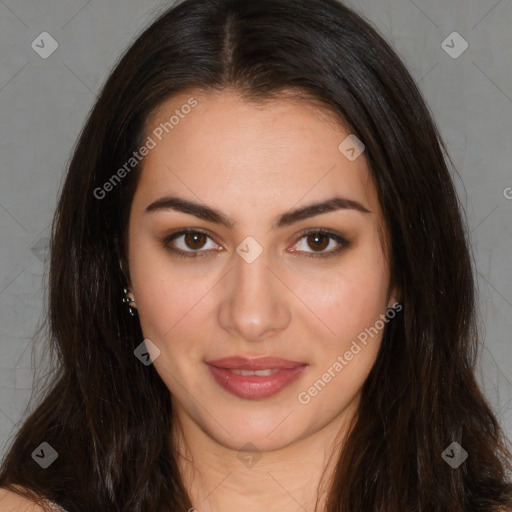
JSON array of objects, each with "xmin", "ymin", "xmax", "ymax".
[{"xmin": 0, "ymin": 486, "xmax": 57, "ymax": 512}]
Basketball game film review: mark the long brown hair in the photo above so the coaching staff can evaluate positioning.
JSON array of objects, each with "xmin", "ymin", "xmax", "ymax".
[{"xmin": 1, "ymin": 0, "xmax": 511, "ymax": 510}]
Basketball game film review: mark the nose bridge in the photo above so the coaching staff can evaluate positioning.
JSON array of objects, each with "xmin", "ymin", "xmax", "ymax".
[
  {"xmin": 218, "ymin": 244, "xmax": 289, "ymax": 340},
  {"xmin": 234, "ymin": 249, "xmax": 271, "ymax": 299}
]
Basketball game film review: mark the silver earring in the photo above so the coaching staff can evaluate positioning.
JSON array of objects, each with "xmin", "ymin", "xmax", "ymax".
[{"xmin": 123, "ymin": 287, "xmax": 137, "ymax": 316}]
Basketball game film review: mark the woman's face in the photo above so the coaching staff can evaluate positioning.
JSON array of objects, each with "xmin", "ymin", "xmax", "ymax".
[{"xmin": 127, "ymin": 88, "xmax": 397, "ymax": 452}]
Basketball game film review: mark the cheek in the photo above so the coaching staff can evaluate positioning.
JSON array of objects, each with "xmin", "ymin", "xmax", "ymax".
[
  {"xmin": 295, "ymin": 249, "xmax": 390, "ymax": 347},
  {"xmin": 129, "ymin": 223, "xmax": 390, "ymax": 356},
  {"xmin": 332, "ymin": 272, "xmax": 388, "ymax": 336},
  {"xmin": 127, "ymin": 241, "xmax": 193, "ymax": 341},
  {"xmin": 296, "ymin": 264, "xmax": 389, "ymax": 412},
  {"xmin": 133, "ymin": 269, "xmax": 205, "ymax": 343}
]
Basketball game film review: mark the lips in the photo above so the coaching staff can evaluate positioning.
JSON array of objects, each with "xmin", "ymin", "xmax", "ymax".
[
  {"xmin": 206, "ymin": 356, "xmax": 306, "ymax": 370},
  {"xmin": 205, "ymin": 356, "xmax": 308, "ymax": 400}
]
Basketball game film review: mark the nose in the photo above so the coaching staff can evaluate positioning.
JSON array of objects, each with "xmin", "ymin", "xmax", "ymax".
[{"xmin": 217, "ymin": 248, "xmax": 291, "ymax": 342}]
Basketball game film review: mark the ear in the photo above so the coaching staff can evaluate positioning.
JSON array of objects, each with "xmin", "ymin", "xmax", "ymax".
[
  {"xmin": 115, "ymin": 235, "xmax": 137, "ymax": 311},
  {"xmin": 125, "ymin": 288, "xmax": 137, "ymax": 308},
  {"xmin": 387, "ymin": 282, "xmax": 402, "ymax": 308},
  {"xmin": 114, "ymin": 234, "xmax": 131, "ymax": 285}
]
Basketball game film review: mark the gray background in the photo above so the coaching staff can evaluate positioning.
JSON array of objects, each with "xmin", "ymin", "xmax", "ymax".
[{"xmin": 1, "ymin": 0, "xmax": 511, "ymax": 461}]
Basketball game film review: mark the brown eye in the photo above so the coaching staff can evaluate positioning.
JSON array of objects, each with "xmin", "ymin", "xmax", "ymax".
[
  {"xmin": 183, "ymin": 232, "xmax": 208, "ymax": 250},
  {"xmin": 163, "ymin": 228, "xmax": 349, "ymax": 260},
  {"xmin": 306, "ymin": 233, "xmax": 330, "ymax": 252},
  {"xmin": 290, "ymin": 229, "xmax": 350, "ymax": 258},
  {"xmin": 163, "ymin": 229, "xmax": 220, "ymax": 258}
]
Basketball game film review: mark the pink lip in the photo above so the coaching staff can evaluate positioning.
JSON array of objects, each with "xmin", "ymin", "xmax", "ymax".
[
  {"xmin": 206, "ymin": 356, "xmax": 306, "ymax": 370},
  {"xmin": 205, "ymin": 356, "xmax": 308, "ymax": 400}
]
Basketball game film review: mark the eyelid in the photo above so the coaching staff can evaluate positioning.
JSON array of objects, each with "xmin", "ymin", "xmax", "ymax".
[
  {"xmin": 162, "ymin": 228, "xmax": 222, "ymax": 256},
  {"xmin": 161, "ymin": 228, "xmax": 350, "ymax": 259},
  {"xmin": 289, "ymin": 228, "xmax": 350, "ymax": 258}
]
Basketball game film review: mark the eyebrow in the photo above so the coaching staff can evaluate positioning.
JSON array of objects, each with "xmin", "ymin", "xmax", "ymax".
[{"xmin": 145, "ymin": 194, "xmax": 371, "ymax": 229}]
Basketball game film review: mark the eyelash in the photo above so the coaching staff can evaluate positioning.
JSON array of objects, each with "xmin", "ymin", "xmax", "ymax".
[{"xmin": 161, "ymin": 228, "xmax": 350, "ymax": 260}]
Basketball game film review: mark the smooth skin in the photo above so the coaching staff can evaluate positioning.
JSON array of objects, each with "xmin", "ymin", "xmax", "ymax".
[
  {"xmin": 0, "ymin": 486, "xmax": 62, "ymax": 511},
  {"xmin": 125, "ymin": 88, "xmax": 399, "ymax": 512}
]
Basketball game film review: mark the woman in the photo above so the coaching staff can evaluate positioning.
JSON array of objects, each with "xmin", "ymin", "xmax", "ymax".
[{"xmin": 0, "ymin": 0, "xmax": 511, "ymax": 510}]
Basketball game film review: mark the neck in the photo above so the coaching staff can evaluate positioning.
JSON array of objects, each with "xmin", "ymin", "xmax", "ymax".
[{"xmin": 170, "ymin": 401, "xmax": 358, "ymax": 512}]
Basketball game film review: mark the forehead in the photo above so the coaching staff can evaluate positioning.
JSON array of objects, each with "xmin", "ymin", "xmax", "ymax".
[{"xmin": 133, "ymin": 88, "xmax": 380, "ymax": 221}]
